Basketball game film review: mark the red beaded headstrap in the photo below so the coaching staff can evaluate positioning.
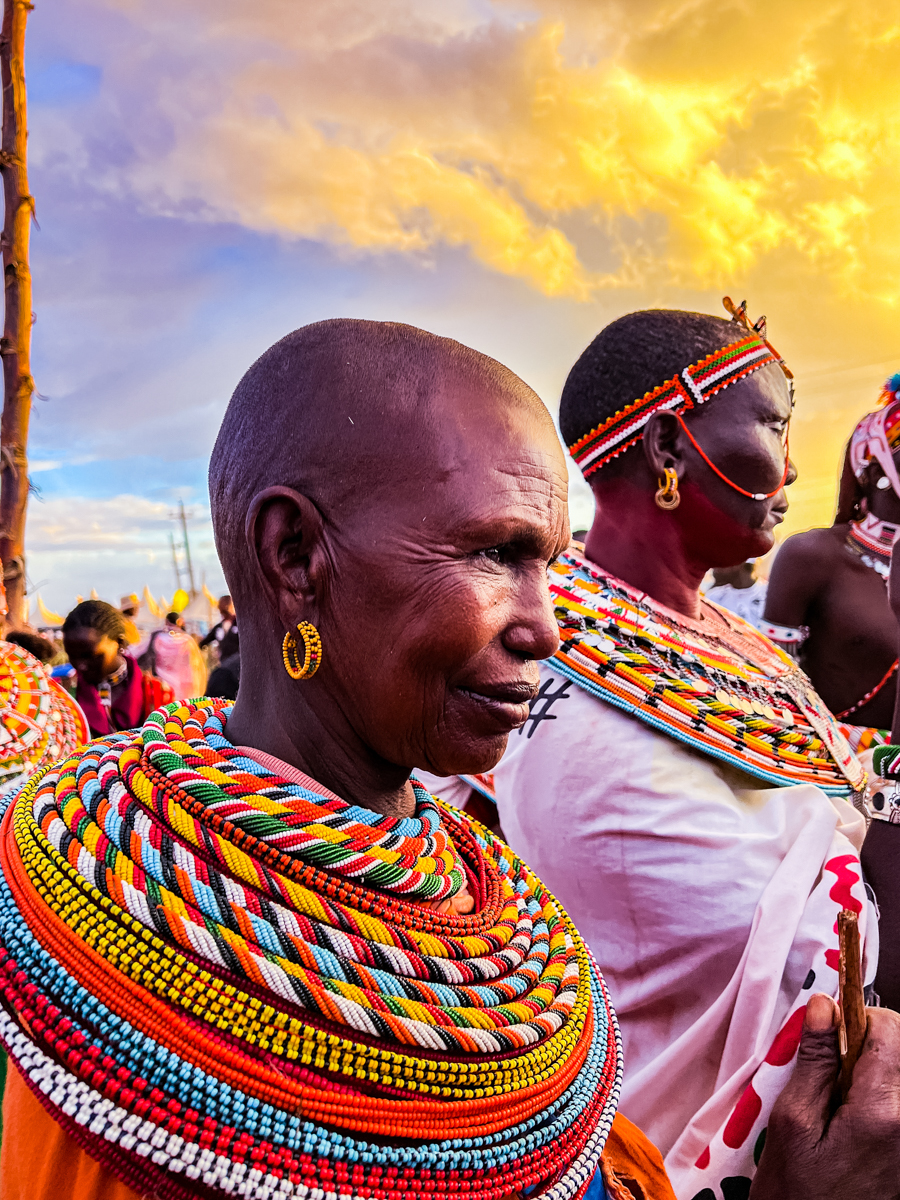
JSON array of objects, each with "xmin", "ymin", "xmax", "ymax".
[{"xmin": 568, "ymin": 297, "xmax": 792, "ymax": 479}]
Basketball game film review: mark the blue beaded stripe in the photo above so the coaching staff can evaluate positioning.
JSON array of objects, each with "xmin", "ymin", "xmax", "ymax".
[{"xmin": 0, "ymin": 783, "xmax": 622, "ymax": 1189}]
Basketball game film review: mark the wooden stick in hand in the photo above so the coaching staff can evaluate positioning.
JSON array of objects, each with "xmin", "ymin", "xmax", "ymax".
[{"xmin": 837, "ymin": 908, "xmax": 867, "ymax": 1103}]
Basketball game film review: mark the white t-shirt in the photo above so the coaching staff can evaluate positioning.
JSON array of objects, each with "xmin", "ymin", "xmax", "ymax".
[
  {"xmin": 424, "ymin": 664, "xmax": 874, "ymax": 1196},
  {"xmin": 703, "ymin": 580, "xmax": 768, "ymax": 628}
]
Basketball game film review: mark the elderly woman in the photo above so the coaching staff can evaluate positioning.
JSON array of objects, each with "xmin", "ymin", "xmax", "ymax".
[
  {"xmin": 431, "ymin": 304, "xmax": 886, "ymax": 1198},
  {"xmin": 0, "ymin": 320, "xmax": 896, "ymax": 1200}
]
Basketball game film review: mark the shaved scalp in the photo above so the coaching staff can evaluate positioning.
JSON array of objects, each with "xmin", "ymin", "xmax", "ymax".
[{"xmin": 209, "ymin": 319, "xmax": 552, "ymax": 603}]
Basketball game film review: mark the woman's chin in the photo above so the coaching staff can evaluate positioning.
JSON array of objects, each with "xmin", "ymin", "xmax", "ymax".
[{"xmin": 421, "ymin": 732, "xmax": 512, "ymax": 779}]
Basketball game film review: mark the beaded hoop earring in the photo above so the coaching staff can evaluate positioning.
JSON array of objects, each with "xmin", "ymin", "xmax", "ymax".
[
  {"xmin": 282, "ymin": 621, "xmax": 322, "ymax": 680},
  {"xmin": 655, "ymin": 467, "xmax": 681, "ymax": 511}
]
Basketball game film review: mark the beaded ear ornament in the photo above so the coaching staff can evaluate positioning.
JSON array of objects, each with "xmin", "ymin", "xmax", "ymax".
[{"xmin": 282, "ymin": 620, "xmax": 322, "ymax": 679}]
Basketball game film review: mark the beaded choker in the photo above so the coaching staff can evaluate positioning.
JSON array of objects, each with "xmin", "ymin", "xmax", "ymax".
[
  {"xmin": 548, "ymin": 548, "xmax": 865, "ymax": 796},
  {"xmin": 0, "ymin": 699, "xmax": 621, "ymax": 1199},
  {"xmin": 846, "ymin": 514, "xmax": 899, "ymax": 579},
  {"xmin": 0, "ymin": 643, "xmax": 88, "ymax": 789}
]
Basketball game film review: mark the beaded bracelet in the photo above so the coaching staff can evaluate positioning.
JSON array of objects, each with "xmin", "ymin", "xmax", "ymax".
[{"xmin": 867, "ymin": 744, "xmax": 900, "ymax": 823}]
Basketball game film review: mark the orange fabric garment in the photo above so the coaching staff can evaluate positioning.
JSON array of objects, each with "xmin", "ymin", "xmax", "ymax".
[
  {"xmin": 601, "ymin": 1113, "xmax": 679, "ymax": 1200},
  {"xmin": 0, "ymin": 1064, "xmax": 142, "ymax": 1200}
]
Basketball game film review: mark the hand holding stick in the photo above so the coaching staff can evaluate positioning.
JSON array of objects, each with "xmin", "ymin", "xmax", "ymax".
[{"xmin": 837, "ymin": 908, "xmax": 867, "ymax": 1103}]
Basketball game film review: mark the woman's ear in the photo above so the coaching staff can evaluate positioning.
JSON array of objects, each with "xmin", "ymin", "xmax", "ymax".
[
  {"xmin": 643, "ymin": 411, "xmax": 686, "ymax": 479},
  {"xmin": 244, "ymin": 486, "xmax": 326, "ymax": 629}
]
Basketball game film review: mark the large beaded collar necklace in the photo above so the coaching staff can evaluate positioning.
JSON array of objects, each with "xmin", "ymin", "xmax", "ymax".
[
  {"xmin": 0, "ymin": 642, "xmax": 88, "ymax": 791},
  {"xmin": 549, "ymin": 548, "xmax": 865, "ymax": 797},
  {"xmin": 0, "ymin": 699, "xmax": 621, "ymax": 1200}
]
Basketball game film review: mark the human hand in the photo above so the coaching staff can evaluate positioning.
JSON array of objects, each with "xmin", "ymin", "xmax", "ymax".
[{"xmin": 750, "ymin": 993, "xmax": 900, "ymax": 1199}]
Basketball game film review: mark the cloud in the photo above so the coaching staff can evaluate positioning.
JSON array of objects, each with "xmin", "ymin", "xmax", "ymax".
[
  {"xmin": 45, "ymin": 0, "xmax": 900, "ymax": 309},
  {"xmin": 20, "ymin": 0, "xmax": 900, "ymax": 578},
  {"xmin": 25, "ymin": 493, "xmax": 225, "ymax": 612}
]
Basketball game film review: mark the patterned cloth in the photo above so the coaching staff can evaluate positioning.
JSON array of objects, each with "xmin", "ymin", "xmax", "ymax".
[{"xmin": 0, "ymin": 699, "xmax": 623, "ymax": 1200}]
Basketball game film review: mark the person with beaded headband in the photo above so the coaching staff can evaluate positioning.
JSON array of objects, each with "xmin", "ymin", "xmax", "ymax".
[
  {"xmin": 763, "ymin": 376, "xmax": 900, "ymax": 753},
  {"xmin": 421, "ymin": 301, "xmax": 894, "ymax": 1199}
]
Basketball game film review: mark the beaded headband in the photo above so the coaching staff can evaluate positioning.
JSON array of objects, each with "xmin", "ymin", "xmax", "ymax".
[{"xmin": 568, "ymin": 297, "xmax": 791, "ymax": 479}]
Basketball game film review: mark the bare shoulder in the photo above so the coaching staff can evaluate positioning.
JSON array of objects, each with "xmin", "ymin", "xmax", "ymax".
[
  {"xmin": 764, "ymin": 526, "xmax": 848, "ymax": 622},
  {"xmin": 772, "ymin": 525, "xmax": 848, "ymax": 571}
]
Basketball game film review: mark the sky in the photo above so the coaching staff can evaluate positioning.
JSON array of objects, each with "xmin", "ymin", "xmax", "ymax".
[{"xmin": 24, "ymin": 0, "xmax": 900, "ymax": 613}]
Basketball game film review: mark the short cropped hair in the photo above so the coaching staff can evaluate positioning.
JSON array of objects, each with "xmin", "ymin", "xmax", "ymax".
[
  {"xmin": 559, "ymin": 310, "xmax": 747, "ymax": 473},
  {"xmin": 62, "ymin": 600, "xmax": 131, "ymax": 648}
]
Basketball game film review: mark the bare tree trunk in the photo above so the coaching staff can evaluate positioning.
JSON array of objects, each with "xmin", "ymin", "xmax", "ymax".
[{"xmin": 0, "ymin": 0, "xmax": 33, "ymax": 627}]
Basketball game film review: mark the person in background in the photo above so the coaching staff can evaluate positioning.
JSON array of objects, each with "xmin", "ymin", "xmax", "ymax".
[
  {"xmin": 205, "ymin": 648, "xmax": 240, "ymax": 701},
  {"xmin": 423, "ymin": 304, "xmax": 877, "ymax": 1197},
  {"xmin": 118, "ymin": 592, "xmax": 142, "ymax": 645},
  {"xmin": 139, "ymin": 610, "xmax": 207, "ymax": 700},
  {"xmin": 703, "ymin": 559, "xmax": 767, "ymax": 627},
  {"xmin": 5, "ymin": 629, "xmax": 59, "ymax": 665},
  {"xmin": 200, "ymin": 593, "xmax": 238, "ymax": 661},
  {"xmin": 119, "ymin": 593, "xmax": 140, "ymax": 621},
  {"xmin": 62, "ymin": 600, "xmax": 173, "ymax": 738},
  {"xmin": 763, "ymin": 376, "xmax": 900, "ymax": 752}
]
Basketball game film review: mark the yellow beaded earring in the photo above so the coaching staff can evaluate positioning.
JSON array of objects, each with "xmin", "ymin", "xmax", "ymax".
[
  {"xmin": 282, "ymin": 621, "xmax": 322, "ymax": 680},
  {"xmin": 655, "ymin": 467, "xmax": 681, "ymax": 511}
]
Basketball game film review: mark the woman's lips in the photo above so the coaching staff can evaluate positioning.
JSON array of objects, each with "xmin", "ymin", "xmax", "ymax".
[{"xmin": 454, "ymin": 681, "xmax": 538, "ymax": 729}]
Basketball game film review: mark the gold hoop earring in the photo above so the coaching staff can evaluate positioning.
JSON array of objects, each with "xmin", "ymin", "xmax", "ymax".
[
  {"xmin": 282, "ymin": 621, "xmax": 322, "ymax": 680},
  {"xmin": 655, "ymin": 467, "xmax": 681, "ymax": 511}
]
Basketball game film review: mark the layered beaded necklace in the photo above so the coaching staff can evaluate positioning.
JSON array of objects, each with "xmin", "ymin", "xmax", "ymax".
[
  {"xmin": 549, "ymin": 548, "xmax": 865, "ymax": 796},
  {"xmin": 0, "ymin": 642, "xmax": 88, "ymax": 790},
  {"xmin": 846, "ymin": 513, "xmax": 899, "ymax": 581},
  {"xmin": 0, "ymin": 699, "xmax": 621, "ymax": 1200}
]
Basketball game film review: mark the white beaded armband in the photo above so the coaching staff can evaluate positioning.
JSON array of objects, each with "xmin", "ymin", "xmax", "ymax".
[
  {"xmin": 868, "ymin": 745, "xmax": 900, "ymax": 823},
  {"xmin": 758, "ymin": 621, "xmax": 809, "ymax": 661}
]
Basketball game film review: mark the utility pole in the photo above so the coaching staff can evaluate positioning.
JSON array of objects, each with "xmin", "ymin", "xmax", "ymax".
[
  {"xmin": 169, "ymin": 531, "xmax": 181, "ymax": 595},
  {"xmin": 179, "ymin": 499, "xmax": 196, "ymax": 597},
  {"xmin": 0, "ymin": 0, "xmax": 33, "ymax": 626}
]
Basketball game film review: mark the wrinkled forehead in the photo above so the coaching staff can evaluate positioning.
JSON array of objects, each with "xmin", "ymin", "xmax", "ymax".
[{"xmin": 352, "ymin": 378, "xmax": 569, "ymax": 544}]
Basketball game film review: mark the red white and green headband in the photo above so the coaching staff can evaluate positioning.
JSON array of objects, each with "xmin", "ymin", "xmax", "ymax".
[{"xmin": 568, "ymin": 297, "xmax": 794, "ymax": 482}]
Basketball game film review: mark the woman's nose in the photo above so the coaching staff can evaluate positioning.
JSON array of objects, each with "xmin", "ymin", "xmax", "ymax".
[{"xmin": 503, "ymin": 570, "xmax": 560, "ymax": 662}]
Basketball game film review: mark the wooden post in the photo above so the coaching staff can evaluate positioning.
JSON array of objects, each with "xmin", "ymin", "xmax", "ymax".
[{"xmin": 0, "ymin": 0, "xmax": 33, "ymax": 627}]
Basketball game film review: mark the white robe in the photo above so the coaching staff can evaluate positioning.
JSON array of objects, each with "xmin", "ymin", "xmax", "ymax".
[{"xmin": 419, "ymin": 663, "xmax": 875, "ymax": 1200}]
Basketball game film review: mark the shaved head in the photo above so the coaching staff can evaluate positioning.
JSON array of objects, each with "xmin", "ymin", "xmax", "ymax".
[
  {"xmin": 213, "ymin": 318, "xmax": 568, "ymax": 811},
  {"xmin": 209, "ymin": 318, "xmax": 552, "ymax": 604}
]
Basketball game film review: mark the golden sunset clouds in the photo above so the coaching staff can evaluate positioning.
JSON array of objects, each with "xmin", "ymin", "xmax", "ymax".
[{"xmin": 96, "ymin": 0, "xmax": 900, "ymax": 530}]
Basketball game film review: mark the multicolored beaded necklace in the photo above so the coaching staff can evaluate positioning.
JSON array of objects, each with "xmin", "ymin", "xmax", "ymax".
[
  {"xmin": 0, "ymin": 699, "xmax": 621, "ymax": 1200},
  {"xmin": 0, "ymin": 642, "xmax": 89, "ymax": 791},
  {"xmin": 549, "ymin": 548, "xmax": 865, "ymax": 796},
  {"xmin": 846, "ymin": 513, "xmax": 898, "ymax": 581}
]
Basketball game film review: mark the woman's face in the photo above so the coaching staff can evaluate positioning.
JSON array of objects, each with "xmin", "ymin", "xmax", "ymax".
[
  {"xmin": 63, "ymin": 628, "xmax": 122, "ymax": 685},
  {"xmin": 675, "ymin": 363, "xmax": 796, "ymax": 566},
  {"xmin": 311, "ymin": 401, "xmax": 571, "ymax": 780}
]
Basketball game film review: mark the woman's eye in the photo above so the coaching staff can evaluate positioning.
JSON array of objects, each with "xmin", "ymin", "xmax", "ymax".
[{"xmin": 477, "ymin": 546, "xmax": 504, "ymax": 564}]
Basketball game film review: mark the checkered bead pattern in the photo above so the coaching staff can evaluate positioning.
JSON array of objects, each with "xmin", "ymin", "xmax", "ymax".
[
  {"xmin": 0, "ymin": 698, "xmax": 621, "ymax": 1200},
  {"xmin": 568, "ymin": 335, "xmax": 778, "ymax": 477}
]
